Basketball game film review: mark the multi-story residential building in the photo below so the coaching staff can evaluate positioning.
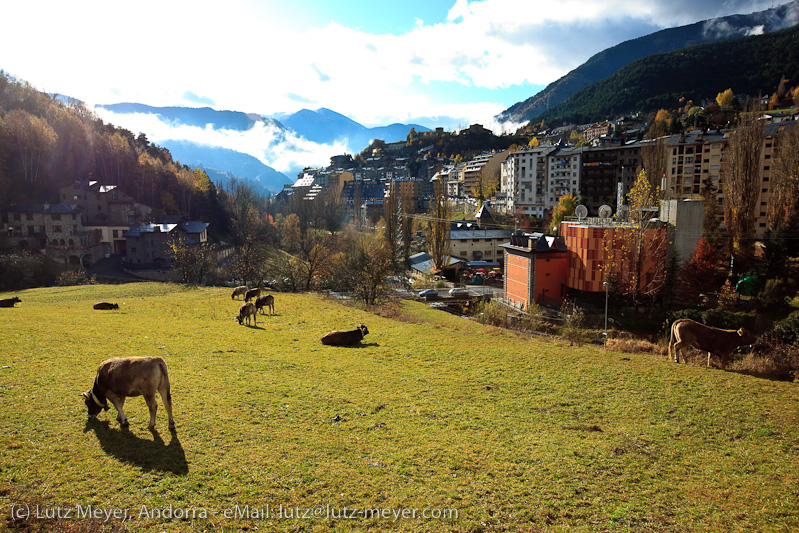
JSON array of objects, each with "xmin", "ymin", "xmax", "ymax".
[
  {"xmin": 661, "ymin": 121, "xmax": 793, "ymax": 237},
  {"xmin": 3, "ymin": 203, "xmax": 105, "ymax": 266},
  {"xmin": 546, "ymin": 147, "xmax": 582, "ymax": 206},
  {"xmin": 59, "ymin": 180, "xmax": 138, "ymax": 226},
  {"xmin": 580, "ymin": 144, "xmax": 641, "ymax": 215},
  {"xmin": 500, "ymin": 146, "xmax": 555, "ymax": 218}
]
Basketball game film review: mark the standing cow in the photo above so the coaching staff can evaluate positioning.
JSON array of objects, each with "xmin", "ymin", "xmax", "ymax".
[
  {"xmin": 231, "ymin": 286, "xmax": 248, "ymax": 300},
  {"xmin": 255, "ymin": 295, "xmax": 275, "ymax": 315},
  {"xmin": 82, "ymin": 356, "xmax": 175, "ymax": 430},
  {"xmin": 237, "ymin": 302, "xmax": 257, "ymax": 326},
  {"xmin": 244, "ymin": 288, "xmax": 261, "ymax": 302},
  {"xmin": 669, "ymin": 318, "xmax": 758, "ymax": 368}
]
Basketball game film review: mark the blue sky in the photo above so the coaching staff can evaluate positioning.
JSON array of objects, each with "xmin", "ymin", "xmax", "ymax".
[{"xmin": 1, "ymin": 0, "xmax": 795, "ymax": 173}]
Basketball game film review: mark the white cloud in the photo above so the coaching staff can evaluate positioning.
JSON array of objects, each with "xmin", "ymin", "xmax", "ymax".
[
  {"xmin": 2, "ymin": 0, "xmax": 793, "ymax": 134},
  {"xmin": 93, "ymin": 109, "xmax": 347, "ymax": 175}
]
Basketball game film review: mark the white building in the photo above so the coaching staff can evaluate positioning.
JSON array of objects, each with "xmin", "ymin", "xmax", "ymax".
[{"xmin": 500, "ymin": 146, "xmax": 555, "ymax": 218}]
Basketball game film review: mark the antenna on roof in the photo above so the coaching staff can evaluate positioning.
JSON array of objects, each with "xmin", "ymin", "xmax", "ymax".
[
  {"xmin": 575, "ymin": 204, "xmax": 588, "ymax": 220},
  {"xmin": 598, "ymin": 205, "xmax": 612, "ymax": 220}
]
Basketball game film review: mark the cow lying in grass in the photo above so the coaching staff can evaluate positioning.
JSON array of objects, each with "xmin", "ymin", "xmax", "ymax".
[
  {"xmin": 669, "ymin": 318, "xmax": 758, "ymax": 368},
  {"xmin": 82, "ymin": 356, "xmax": 175, "ymax": 430},
  {"xmin": 321, "ymin": 324, "xmax": 369, "ymax": 346},
  {"xmin": 237, "ymin": 302, "xmax": 257, "ymax": 326},
  {"xmin": 0, "ymin": 297, "xmax": 21, "ymax": 308},
  {"xmin": 231, "ymin": 286, "xmax": 248, "ymax": 300},
  {"xmin": 255, "ymin": 295, "xmax": 274, "ymax": 315},
  {"xmin": 93, "ymin": 302, "xmax": 119, "ymax": 310},
  {"xmin": 245, "ymin": 288, "xmax": 261, "ymax": 302}
]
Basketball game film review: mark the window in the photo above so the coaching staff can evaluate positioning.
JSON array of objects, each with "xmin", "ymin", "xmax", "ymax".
[
  {"xmin": 54, "ymin": 226, "xmax": 62, "ymax": 233},
  {"xmin": 26, "ymin": 213, "xmax": 33, "ymax": 221}
]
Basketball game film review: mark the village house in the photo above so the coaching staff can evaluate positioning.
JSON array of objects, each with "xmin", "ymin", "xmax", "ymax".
[
  {"xmin": 123, "ymin": 220, "xmax": 209, "ymax": 268},
  {"xmin": 3, "ymin": 203, "xmax": 106, "ymax": 267}
]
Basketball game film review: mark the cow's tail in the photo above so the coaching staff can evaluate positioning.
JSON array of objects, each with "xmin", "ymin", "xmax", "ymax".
[
  {"xmin": 158, "ymin": 358, "xmax": 172, "ymax": 404},
  {"xmin": 668, "ymin": 321, "xmax": 675, "ymax": 362}
]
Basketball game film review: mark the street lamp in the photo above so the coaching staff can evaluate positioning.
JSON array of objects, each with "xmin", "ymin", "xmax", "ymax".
[{"xmin": 603, "ymin": 281, "xmax": 609, "ymax": 348}]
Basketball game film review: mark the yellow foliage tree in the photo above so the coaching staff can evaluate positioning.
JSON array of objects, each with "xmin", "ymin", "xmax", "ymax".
[
  {"xmin": 550, "ymin": 193, "xmax": 577, "ymax": 233},
  {"xmin": 716, "ymin": 88, "xmax": 734, "ymax": 108},
  {"xmin": 528, "ymin": 137, "xmax": 540, "ymax": 148}
]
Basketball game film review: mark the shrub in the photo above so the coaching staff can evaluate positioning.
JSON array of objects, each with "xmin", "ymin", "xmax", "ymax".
[
  {"xmin": 734, "ymin": 331, "xmax": 799, "ymax": 380},
  {"xmin": 701, "ymin": 307, "xmax": 756, "ymax": 330},
  {"xmin": 606, "ymin": 338, "xmax": 667, "ymax": 356},
  {"xmin": 772, "ymin": 310, "xmax": 799, "ymax": 345},
  {"xmin": 55, "ymin": 268, "xmax": 96, "ymax": 287},
  {"xmin": 757, "ymin": 278, "xmax": 796, "ymax": 311},
  {"xmin": 0, "ymin": 252, "xmax": 59, "ymax": 291}
]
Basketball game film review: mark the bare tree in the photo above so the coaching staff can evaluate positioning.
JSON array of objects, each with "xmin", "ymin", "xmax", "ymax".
[
  {"xmin": 768, "ymin": 121, "xmax": 799, "ymax": 228},
  {"xmin": 426, "ymin": 178, "xmax": 450, "ymax": 270},
  {"xmin": 721, "ymin": 102, "xmax": 764, "ymax": 273}
]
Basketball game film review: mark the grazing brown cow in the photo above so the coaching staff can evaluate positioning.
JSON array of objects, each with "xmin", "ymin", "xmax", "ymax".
[
  {"xmin": 669, "ymin": 318, "xmax": 758, "ymax": 368},
  {"xmin": 321, "ymin": 324, "xmax": 369, "ymax": 346},
  {"xmin": 255, "ymin": 294, "xmax": 275, "ymax": 315},
  {"xmin": 231, "ymin": 286, "xmax": 248, "ymax": 300},
  {"xmin": 237, "ymin": 302, "xmax": 257, "ymax": 326},
  {"xmin": 82, "ymin": 356, "xmax": 175, "ymax": 430},
  {"xmin": 0, "ymin": 297, "xmax": 21, "ymax": 307},
  {"xmin": 244, "ymin": 288, "xmax": 261, "ymax": 302},
  {"xmin": 93, "ymin": 302, "xmax": 119, "ymax": 310}
]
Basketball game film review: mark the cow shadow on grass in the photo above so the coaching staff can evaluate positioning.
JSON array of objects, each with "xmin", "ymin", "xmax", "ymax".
[
  {"xmin": 335, "ymin": 342, "xmax": 380, "ymax": 348},
  {"xmin": 84, "ymin": 418, "xmax": 188, "ymax": 475}
]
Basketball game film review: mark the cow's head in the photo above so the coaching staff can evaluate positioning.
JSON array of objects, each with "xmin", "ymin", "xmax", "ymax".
[
  {"xmin": 237, "ymin": 314, "xmax": 244, "ymax": 325},
  {"xmin": 81, "ymin": 390, "xmax": 109, "ymax": 417},
  {"xmin": 12, "ymin": 297, "xmax": 21, "ymax": 304},
  {"xmin": 359, "ymin": 324, "xmax": 369, "ymax": 337},
  {"xmin": 738, "ymin": 328, "xmax": 758, "ymax": 346}
]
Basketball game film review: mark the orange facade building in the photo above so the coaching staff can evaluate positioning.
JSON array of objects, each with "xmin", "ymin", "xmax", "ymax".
[
  {"xmin": 559, "ymin": 220, "xmax": 668, "ymax": 295},
  {"xmin": 502, "ymin": 233, "xmax": 569, "ymax": 309}
]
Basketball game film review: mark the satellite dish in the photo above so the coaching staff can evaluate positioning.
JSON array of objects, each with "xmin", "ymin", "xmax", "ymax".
[
  {"xmin": 575, "ymin": 204, "xmax": 588, "ymax": 219},
  {"xmin": 598, "ymin": 205, "xmax": 613, "ymax": 219}
]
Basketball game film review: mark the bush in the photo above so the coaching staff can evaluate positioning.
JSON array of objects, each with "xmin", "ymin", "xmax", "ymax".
[
  {"xmin": 606, "ymin": 338, "xmax": 667, "ymax": 355},
  {"xmin": 0, "ymin": 252, "xmax": 59, "ymax": 291},
  {"xmin": 736, "ymin": 331, "xmax": 799, "ymax": 380},
  {"xmin": 772, "ymin": 310, "xmax": 799, "ymax": 345},
  {"xmin": 757, "ymin": 278, "xmax": 796, "ymax": 310},
  {"xmin": 701, "ymin": 307, "xmax": 756, "ymax": 330},
  {"xmin": 55, "ymin": 268, "xmax": 96, "ymax": 287}
]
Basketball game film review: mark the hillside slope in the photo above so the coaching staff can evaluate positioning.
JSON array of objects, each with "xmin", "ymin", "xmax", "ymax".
[
  {"xmin": 0, "ymin": 283, "xmax": 797, "ymax": 532},
  {"xmin": 498, "ymin": 0, "xmax": 799, "ymax": 124},
  {"xmin": 537, "ymin": 24, "xmax": 799, "ymax": 124}
]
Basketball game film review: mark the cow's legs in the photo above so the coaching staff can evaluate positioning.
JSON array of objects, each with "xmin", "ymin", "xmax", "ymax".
[
  {"xmin": 158, "ymin": 383, "xmax": 176, "ymax": 430},
  {"xmin": 106, "ymin": 393, "xmax": 128, "ymax": 427},
  {"xmin": 707, "ymin": 352, "xmax": 712, "ymax": 367},
  {"xmin": 143, "ymin": 393, "xmax": 159, "ymax": 430},
  {"xmin": 672, "ymin": 341, "xmax": 687, "ymax": 363}
]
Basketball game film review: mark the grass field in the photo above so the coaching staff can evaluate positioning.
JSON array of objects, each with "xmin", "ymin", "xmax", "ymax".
[{"xmin": 0, "ymin": 283, "xmax": 798, "ymax": 532}]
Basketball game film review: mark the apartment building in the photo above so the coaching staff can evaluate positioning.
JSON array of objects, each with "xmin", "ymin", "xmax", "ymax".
[
  {"xmin": 500, "ymin": 146, "xmax": 555, "ymax": 217},
  {"xmin": 546, "ymin": 147, "xmax": 582, "ymax": 206}
]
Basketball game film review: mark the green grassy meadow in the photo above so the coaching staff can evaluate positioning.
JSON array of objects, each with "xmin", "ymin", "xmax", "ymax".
[{"xmin": 0, "ymin": 283, "xmax": 798, "ymax": 532}]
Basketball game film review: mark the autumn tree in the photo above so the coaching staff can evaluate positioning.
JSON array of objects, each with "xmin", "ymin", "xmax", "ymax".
[
  {"xmin": 550, "ymin": 193, "xmax": 577, "ymax": 233},
  {"xmin": 167, "ymin": 234, "xmax": 217, "ymax": 285},
  {"xmin": 329, "ymin": 226, "xmax": 393, "ymax": 304},
  {"xmin": 675, "ymin": 236, "xmax": 721, "ymax": 304},
  {"xmin": 716, "ymin": 88, "xmax": 734, "ymax": 109},
  {"xmin": 383, "ymin": 182, "xmax": 400, "ymax": 265},
  {"xmin": 722, "ymin": 102, "xmax": 764, "ymax": 274},
  {"xmin": 400, "ymin": 194, "xmax": 415, "ymax": 264},
  {"xmin": 601, "ymin": 171, "xmax": 668, "ymax": 302},
  {"xmin": 3, "ymin": 109, "xmax": 57, "ymax": 199}
]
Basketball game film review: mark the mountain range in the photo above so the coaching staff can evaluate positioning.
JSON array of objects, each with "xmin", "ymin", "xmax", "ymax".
[
  {"xmin": 96, "ymin": 103, "xmax": 429, "ymax": 194},
  {"xmin": 497, "ymin": 0, "xmax": 799, "ymax": 124}
]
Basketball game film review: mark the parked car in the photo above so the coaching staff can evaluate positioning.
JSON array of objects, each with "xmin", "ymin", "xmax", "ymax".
[
  {"xmin": 448, "ymin": 288, "xmax": 468, "ymax": 297},
  {"xmin": 419, "ymin": 289, "xmax": 438, "ymax": 298}
]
